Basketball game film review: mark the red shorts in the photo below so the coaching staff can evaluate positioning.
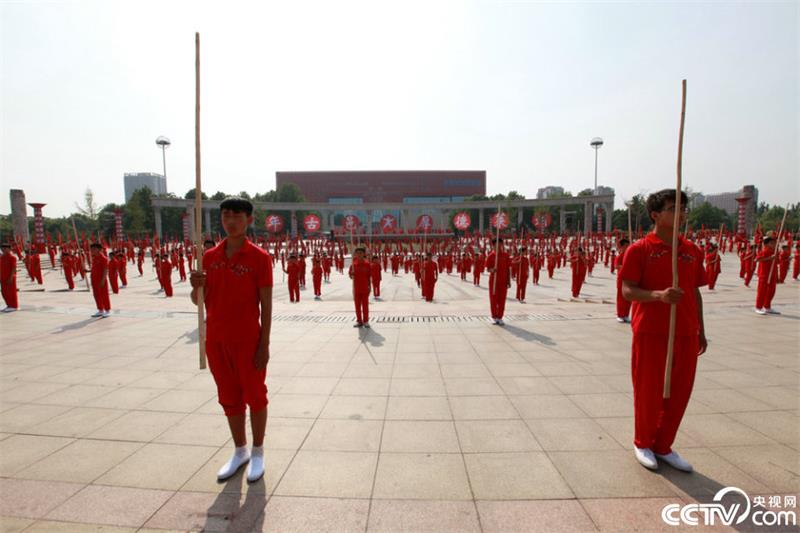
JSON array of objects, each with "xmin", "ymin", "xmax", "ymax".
[{"xmin": 206, "ymin": 339, "xmax": 268, "ymax": 416}]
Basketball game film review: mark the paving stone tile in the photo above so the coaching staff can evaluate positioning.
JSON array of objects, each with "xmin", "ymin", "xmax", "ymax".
[
  {"xmin": 302, "ymin": 419, "xmax": 383, "ymax": 452},
  {"xmin": 0, "ymin": 478, "xmax": 84, "ymax": 519},
  {"xmin": 381, "ymin": 420, "xmax": 460, "ymax": 453},
  {"xmin": 275, "ymin": 451, "xmax": 377, "ymax": 498},
  {"xmin": 95, "ymin": 442, "xmax": 217, "ymax": 490},
  {"xmin": 261, "ymin": 496, "xmax": 369, "ymax": 533},
  {"xmin": 46, "ymin": 485, "xmax": 173, "ymax": 527},
  {"xmin": 16, "ymin": 439, "xmax": 143, "ymax": 483},
  {"xmin": 0, "ymin": 434, "xmax": 74, "ymax": 476},
  {"xmin": 373, "ymin": 453, "xmax": 472, "ymax": 500},
  {"xmin": 368, "ymin": 500, "xmax": 480, "ymax": 532},
  {"xmin": 477, "ymin": 500, "xmax": 596, "ymax": 533},
  {"xmin": 464, "ymin": 452, "xmax": 573, "ymax": 500}
]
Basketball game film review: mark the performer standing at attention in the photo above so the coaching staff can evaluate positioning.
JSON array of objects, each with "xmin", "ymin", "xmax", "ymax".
[
  {"xmin": 621, "ymin": 189, "xmax": 707, "ymax": 472},
  {"xmin": 190, "ymin": 197, "xmax": 272, "ymax": 483}
]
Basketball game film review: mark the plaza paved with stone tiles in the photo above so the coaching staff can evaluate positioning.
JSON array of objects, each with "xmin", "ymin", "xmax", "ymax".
[{"xmin": 0, "ymin": 253, "xmax": 798, "ymax": 532}]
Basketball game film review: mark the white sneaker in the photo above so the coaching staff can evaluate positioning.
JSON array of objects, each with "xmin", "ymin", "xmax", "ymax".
[
  {"xmin": 492, "ymin": 318, "xmax": 500, "ymax": 325},
  {"xmin": 247, "ymin": 447, "xmax": 265, "ymax": 483},
  {"xmin": 497, "ymin": 319, "xmax": 505, "ymax": 326},
  {"xmin": 91, "ymin": 311, "xmax": 103, "ymax": 318},
  {"xmin": 102, "ymin": 311, "xmax": 111, "ymax": 318},
  {"xmin": 217, "ymin": 447, "xmax": 250, "ymax": 481},
  {"xmin": 3, "ymin": 307, "xmax": 17, "ymax": 313},
  {"xmin": 616, "ymin": 317, "xmax": 626, "ymax": 323},
  {"xmin": 634, "ymin": 446, "xmax": 658, "ymax": 470},
  {"xmin": 314, "ymin": 296, "xmax": 321, "ymax": 300},
  {"xmin": 655, "ymin": 451, "xmax": 693, "ymax": 472},
  {"xmin": 363, "ymin": 322, "xmax": 371, "ymax": 329},
  {"xmin": 754, "ymin": 308, "xmax": 767, "ymax": 315},
  {"xmin": 764, "ymin": 308, "xmax": 781, "ymax": 315}
]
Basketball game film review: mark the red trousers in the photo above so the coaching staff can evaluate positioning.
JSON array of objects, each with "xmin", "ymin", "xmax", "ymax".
[
  {"xmin": 289, "ymin": 281, "xmax": 300, "ymax": 302},
  {"xmin": 755, "ymin": 277, "xmax": 776, "ymax": 309},
  {"xmin": 744, "ymin": 266, "xmax": 754, "ymax": 287},
  {"xmin": 313, "ymin": 274, "xmax": 322, "ymax": 296},
  {"xmin": 354, "ymin": 290, "xmax": 369, "ymax": 323},
  {"xmin": 163, "ymin": 280, "xmax": 173, "ymax": 297},
  {"xmin": 109, "ymin": 272, "xmax": 119, "ymax": 294},
  {"xmin": 65, "ymin": 270, "xmax": 75, "ymax": 290},
  {"xmin": 532, "ymin": 268, "xmax": 540, "ymax": 284},
  {"xmin": 1, "ymin": 280, "xmax": 18, "ymax": 308},
  {"xmin": 372, "ymin": 277, "xmax": 381, "ymax": 298},
  {"xmin": 616, "ymin": 282, "xmax": 631, "ymax": 318},
  {"xmin": 571, "ymin": 275, "xmax": 584, "ymax": 298},
  {"xmin": 91, "ymin": 282, "xmax": 111, "ymax": 311},
  {"xmin": 516, "ymin": 276, "xmax": 528, "ymax": 301},
  {"xmin": 706, "ymin": 269, "xmax": 718, "ymax": 290},
  {"xmin": 206, "ymin": 339, "xmax": 267, "ymax": 416},
  {"xmin": 422, "ymin": 281, "xmax": 435, "ymax": 302},
  {"xmin": 473, "ymin": 271, "xmax": 481, "ymax": 286},
  {"xmin": 632, "ymin": 333, "xmax": 699, "ymax": 455},
  {"xmin": 489, "ymin": 281, "xmax": 508, "ymax": 319}
]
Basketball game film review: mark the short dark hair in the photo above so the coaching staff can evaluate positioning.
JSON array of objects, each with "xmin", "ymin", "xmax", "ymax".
[
  {"xmin": 619, "ymin": 238, "xmax": 630, "ymax": 245},
  {"xmin": 355, "ymin": 246, "xmax": 366, "ymax": 253},
  {"xmin": 90, "ymin": 243, "xmax": 102, "ymax": 249},
  {"xmin": 204, "ymin": 239, "xmax": 215, "ymax": 246},
  {"xmin": 646, "ymin": 189, "xmax": 689, "ymax": 221},
  {"xmin": 0, "ymin": 243, "xmax": 10, "ymax": 248},
  {"xmin": 219, "ymin": 197, "xmax": 254, "ymax": 216}
]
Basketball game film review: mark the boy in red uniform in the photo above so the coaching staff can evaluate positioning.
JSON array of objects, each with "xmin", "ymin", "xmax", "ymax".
[
  {"xmin": 311, "ymin": 254, "xmax": 323, "ymax": 300},
  {"xmin": 486, "ymin": 238, "xmax": 510, "ymax": 325},
  {"xmin": 190, "ymin": 197, "xmax": 272, "ymax": 483},
  {"xmin": 570, "ymin": 248, "xmax": 588, "ymax": 298},
  {"xmin": 160, "ymin": 253, "xmax": 174, "ymax": 297},
  {"xmin": 283, "ymin": 254, "xmax": 300, "ymax": 303},
  {"xmin": 349, "ymin": 246, "xmax": 371, "ymax": 328},
  {"xmin": 754, "ymin": 236, "xmax": 779, "ymax": 314},
  {"xmin": 421, "ymin": 252, "xmax": 439, "ymax": 302},
  {"xmin": 512, "ymin": 246, "xmax": 530, "ymax": 302},
  {"xmin": 370, "ymin": 254, "xmax": 382, "ymax": 300},
  {"xmin": 1, "ymin": 243, "xmax": 19, "ymax": 312},
  {"xmin": 705, "ymin": 244, "xmax": 720, "ymax": 290},
  {"xmin": 62, "ymin": 251, "xmax": 75, "ymax": 290},
  {"xmin": 793, "ymin": 243, "xmax": 800, "ymax": 281},
  {"xmin": 621, "ymin": 189, "xmax": 707, "ymax": 472},
  {"xmin": 89, "ymin": 244, "xmax": 111, "ymax": 318}
]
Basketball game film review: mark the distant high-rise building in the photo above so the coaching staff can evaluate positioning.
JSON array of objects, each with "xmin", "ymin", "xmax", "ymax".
[
  {"xmin": 536, "ymin": 186, "xmax": 565, "ymax": 199},
  {"xmin": 124, "ymin": 172, "xmax": 167, "ymax": 202},
  {"xmin": 595, "ymin": 185, "xmax": 615, "ymax": 196},
  {"xmin": 696, "ymin": 185, "xmax": 758, "ymax": 235}
]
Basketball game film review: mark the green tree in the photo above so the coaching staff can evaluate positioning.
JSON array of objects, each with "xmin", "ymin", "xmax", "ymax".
[
  {"xmin": 184, "ymin": 188, "xmax": 208, "ymax": 200},
  {"xmin": 757, "ymin": 203, "xmax": 800, "ymax": 233},
  {"xmin": 687, "ymin": 202, "xmax": 734, "ymax": 231}
]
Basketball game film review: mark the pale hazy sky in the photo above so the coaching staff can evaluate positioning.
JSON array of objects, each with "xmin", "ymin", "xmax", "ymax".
[{"xmin": 1, "ymin": 0, "xmax": 797, "ymax": 217}]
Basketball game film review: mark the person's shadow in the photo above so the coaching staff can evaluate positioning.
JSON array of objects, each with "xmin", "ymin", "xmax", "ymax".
[
  {"xmin": 359, "ymin": 325, "xmax": 386, "ymax": 348},
  {"xmin": 50, "ymin": 318, "xmax": 101, "ymax": 333},
  {"xmin": 203, "ymin": 471, "xmax": 267, "ymax": 532},
  {"xmin": 500, "ymin": 323, "xmax": 557, "ymax": 346},
  {"xmin": 659, "ymin": 467, "xmax": 786, "ymax": 533}
]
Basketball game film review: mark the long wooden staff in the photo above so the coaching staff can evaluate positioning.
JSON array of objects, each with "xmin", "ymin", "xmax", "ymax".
[
  {"xmin": 71, "ymin": 217, "xmax": 90, "ymax": 290},
  {"xmin": 664, "ymin": 79, "xmax": 687, "ymax": 399},
  {"xmin": 492, "ymin": 203, "xmax": 501, "ymax": 293},
  {"xmin": 627, "ymin": 201, "xmax": 633, "ymax": 243},
  {"xmin": 194, "ymin": 32, "xmax": 207, "ymax": 370},
  {"xmin": 767, "ymin": 205, "xmax": 789, "ymax": 284}
]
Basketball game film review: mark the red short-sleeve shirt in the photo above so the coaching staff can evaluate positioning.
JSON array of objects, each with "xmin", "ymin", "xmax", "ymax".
[
  {"xmin": 620, "ymin": 233, "xmax": 707, "ymax": 337},
  {"xmin": 349, "ymin": 259, "xmax": 372, "ymax": 293},
  {"xmin": 203, "ymin": 238, "xmax": 273, "ymax": 343}
]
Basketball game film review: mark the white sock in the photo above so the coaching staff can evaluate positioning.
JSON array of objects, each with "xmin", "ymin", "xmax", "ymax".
[
  {"xmin": 235, "ymin": 445, "xmax": 249, "ymax": 458},
  {"xmin": 251, "ymin": 445, "xmax": 264, "ymax": 456}
]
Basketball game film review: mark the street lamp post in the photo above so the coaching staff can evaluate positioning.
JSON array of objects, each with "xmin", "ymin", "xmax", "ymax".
[
  {"xmin": 155, "ymin": 136, "xmax": 171, "ymax": 182},
  {"xmin": 590, "ymin": 137, "xmax": 604, "ymax": 194}
]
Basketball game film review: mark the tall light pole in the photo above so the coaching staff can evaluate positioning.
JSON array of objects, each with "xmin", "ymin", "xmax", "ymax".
[
  {"xmin": 155, "ymin": 136, "xmax": 171, "ymax": 182},
  {"xmin": 590, "ymin": 137, "xmax": 603, "ymax": 194}
]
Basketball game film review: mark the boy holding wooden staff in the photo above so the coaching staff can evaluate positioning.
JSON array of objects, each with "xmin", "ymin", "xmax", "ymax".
[
  {"xmin": 190, "ymin": 197, "xmax": 273, "ymax": 483},
  {"xmin": 620, "ymin": 189, "xmax": 707, "ymax": 472}
]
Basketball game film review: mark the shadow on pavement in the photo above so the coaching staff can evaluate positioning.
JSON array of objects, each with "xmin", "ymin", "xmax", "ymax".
[
  {"xmin": 50, "ymin": 318, "xmax": 100, "ymax": 333},
  {"xmin": 659, "ymin": 467, "xmax": 784, "ymax": 533},
  {"xmin": 204, "ymin": 470, "xmax": 266, "ymax": 532},
  {"xmin": 501, "ymin": 323, "xmax": 557, "ymax": 346}
]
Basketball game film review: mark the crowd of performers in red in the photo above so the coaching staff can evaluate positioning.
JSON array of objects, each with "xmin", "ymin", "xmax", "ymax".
[{"xmin": 0, "ymin": 222, "xmax": 796, "ymax": 322}]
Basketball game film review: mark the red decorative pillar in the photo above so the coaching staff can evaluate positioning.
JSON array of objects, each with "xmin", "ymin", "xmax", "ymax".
[
  {"xmin": 27, "ymin": 203, "xmax": 46, "ymax": 253},
  {"xmin": 735, "ymin": 196, "xmax": 749, "ymax": 237},
  {"xmin": 181, "ymin": 212, "xmax": 190, "ymax": 243},
  {"xmin": 114, "ymin": 208, "xmax": 124, "ymax": 243},
  {"xmin": 596, "ymin": 207, "xmax": 603, "ymax": 234}
]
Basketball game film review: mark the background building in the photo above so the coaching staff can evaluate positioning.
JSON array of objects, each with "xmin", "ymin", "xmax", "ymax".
[
  {"xmin": 536, "ymin": 186, "xmax": 565, "ymax": 199},
  {"xmin": 694, "ymin": 184, "xmax": 758, "ymax": 234},
  {"xmin": 276, "ymin": 171, "xmax": 485, "ymax": 203},
  {"xmin": 124, "ymin": 172, "xmax": 167, "ymax": 202}
]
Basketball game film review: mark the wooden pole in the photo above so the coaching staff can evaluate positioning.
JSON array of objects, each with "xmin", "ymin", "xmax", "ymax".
[
  {"xmin": 627, "ymin": 202, "xmax": 633, "ymax": 243},
  {"xmin": 664, "ymin": 79, "xmax": 687, "ymax": 399},
  {"xmin": 194, "ymin": 32, "xmax": 207, "ymax": 370},
  {"xmin": 767, "ymin": 204, "xmax": 789, "ymax": 285},
  {"xmin": 492, "ymin": 203, "xmax": 501, "ymax": 294},
  {"xmin": 71, "ymin": 218, "xmax": 90, "ymax": 290}
]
